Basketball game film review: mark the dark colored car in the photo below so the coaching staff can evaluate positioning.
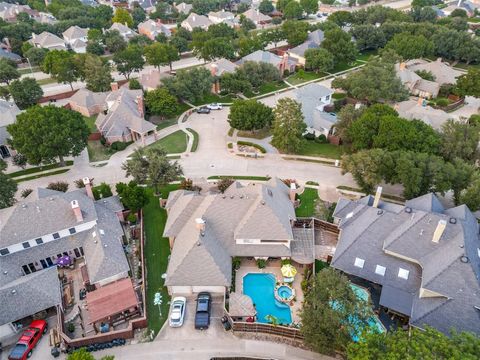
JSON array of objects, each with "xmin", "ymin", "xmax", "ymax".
[
  {"xmin": 196, "ymin": 106, "xmax": 211, "ymax": 114},
  {"xmin": 8, "ymin": 320, "xmax": 47, "ymax": 360},
  {"xmin": 194, "ymin": 292, "xmax": 212, "ymax": 330}
]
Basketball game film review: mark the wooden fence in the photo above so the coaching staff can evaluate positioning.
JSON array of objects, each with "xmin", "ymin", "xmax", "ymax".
[{"xmin": 227, "ymin": 316, "xmax": 304, "ymax": 341}]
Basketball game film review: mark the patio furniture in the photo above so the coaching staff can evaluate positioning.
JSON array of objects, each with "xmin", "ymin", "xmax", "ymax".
[{"xmin": 283, "ymin": 277, "xmax": 294, "ymax": 283}]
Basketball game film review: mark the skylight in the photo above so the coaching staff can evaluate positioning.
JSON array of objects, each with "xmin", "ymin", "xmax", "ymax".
[
  {"xmin": 354, "ymin": 257, "xmax": 365, "ymax": 268},
  {"xmin": 346, "ymin": 212, "xmax": 354, "ymax": 219},
  {"xmin": 375, "ymin": 265, "xmax": 386, "ymax": 276},
  {"xmin": 398, "ymin": 268, "xmax": 409, "ymax": 280}
]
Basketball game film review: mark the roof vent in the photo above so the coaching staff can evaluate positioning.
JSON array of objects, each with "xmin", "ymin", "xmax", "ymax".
[
  {"xmin": 261, "ymin": 200, "xmax": 265, "ymax": 205},
  {"xmin": 405, "ymin": 207, "xmax": 412, "ymax": 213},
  {"xmin": 3, "ymin": 271, "xmax": 7, "ymax": 275},
  {"xmin": 230, "ymin": 195, "xmax": 234, "ymax": 199},
  {"xmin": 11, "ymin": 289, "xmax": 16, "ymax": 295},
  {"xmin": 449, "ymin": 217, "xmax": 457, "ymax": 224},
  {"xmin": 420, "ymin": 229, "xmax": 424, "ymax": 236},
  {"xmin": 377, "ymin": 209, "xmax": 383, "ymax": 215},
  {"xmin": 460, "ymin": 256, "xmax": 469, "ymax": 263},
  {"xmin": 222, "ymin": 195, "xmax": 226, "ymax": 199},
  {"xmin": 21, "ymin": 204, "xmax": 27, "ymax": 209},
  {"xmin": 104, "ymin": 244, "xmax": 107, "ymax": 248},
  {"xmin": 240, "ymin": 195, "xmax": 244, "ymax": 199}
]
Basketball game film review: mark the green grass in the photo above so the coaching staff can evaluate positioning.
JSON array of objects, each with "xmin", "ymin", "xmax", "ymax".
[
  {"xmin": 332, "ymin": 93, "xmax": 347, "ymax": 100},
  {"xmin": 295, "ymin": 187, "xmax": 319, "ymax": 217},
  {"xmin": 192, "ymin": 93, "xmax": 236, "ymax": 106},
  {"xmin": 244, "ymin": 81, "xmax": 288, "ymax": 98},
  {"xmin": 357, "ymin": 49, "xmax": 378, "ymax": 62},
  {"xmin": 155, "ymin": 118, "xmax": 178, "ymax": 130},
  {"xmin": 237, "ymin": 127, "xmax": 271, "ymax": 139},
  {"xmin": 295, "ymin": 141, "xmax": 344, "ymax": 159},
  {"xmin": 187, "ymin": 128, "xmax": 199, "ymax": 152},
  {"xmin": 306, "ymin": 181, "xmax": 319, "ymax": 186},
  {"xmin": 237, "ymin": 140, "xmax": 266, "ymax": 153},
  {"xmin": 228, "ymin": 128, "xmax": 235, "ymax": 137},
  {"xmin": 84, "ymin": 115, "xmax": 98, "ymax": 133},
  {"xmin": 9, "ymin": 161, "xmax": 74, "ymax": 178},
  {"xmin": 143, "ymin": 185, "xmax": 179, "ymax": 335},
  {"xmin": 18, "ymin": 66, "xmax": 40, "ymax": 75},
  {"xmin": 286, "ymin": 71, "xmax": 326, "ymax": 85},
  {"xmin": 330, "ymin": 61, "xmax": 363, "ymax": 74},
  {"xmin": 207, "ymin": 175, "xmax": 271, "ymax": 181},
  {"xmin": 146, "ymin": 130, "xmax": 188, "ymax": 154},
  {"xmin": 467, "ymin": 17, "xmax": 480, "ymax": 23},
  {"xmin": 452, "ymin": 62, "xmax": 480, "ymax": 70},
  {"xmin": 36, "ymin": 77, "xmax": 58, "ymax": 85},
  {"xmin": 87, "ymin": 140, "xmax": 127, "ymax": 162},
  {"xmin": 15, "ymin": 169, "xmax": 70, "ymax": 183}
]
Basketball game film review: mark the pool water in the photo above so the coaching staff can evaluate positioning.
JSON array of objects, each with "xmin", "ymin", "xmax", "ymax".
[
  {"xmin": 243, "ymin": 273, "xmax": 292, "ymax": 325},
  {"xmin": 349, "ymin": 284, "xmax": 385, "ymax": 341},
  {"xmin": 277, "ymin": 285, "xmax": 293, "ymax": 299}
]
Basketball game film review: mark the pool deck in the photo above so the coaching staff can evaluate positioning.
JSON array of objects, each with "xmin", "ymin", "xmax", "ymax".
[{"xmin": 235, "ymin": 259, "xmax": 306, "ymax": 324}]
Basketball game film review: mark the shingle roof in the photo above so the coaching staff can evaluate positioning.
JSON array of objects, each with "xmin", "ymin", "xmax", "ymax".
[
  {"xmin": 0, "ymin": 99, "xmax": 20, "ymax": 144},
  {"xmin": 137, "ymin": 19, "xmax": 171, "ymax": 37},
  {"xmin": 289, "ymin": 30, "xmax": 325, "ymax": 57},
  {"xmin": 63, "ymin": 25, "xmax": 88, "ymax": 40},
  {"xmin": 293, "ymin": 83, "xmax": 335, "ymax": 131},
  {"xmin": 176, "ymin": 2, "xmax": 192, "ymax": 14},
  {"xmin": 69, "ymin": 88, "xmax": 107, "ymax": 110},
  {"xmin": 182, "ymin": 13, "xmax": 212, "ymax": 29},
  {"xmin": 241, "ymin": 8, "xmax": 272, "ymax": 23},
  {"xmin": 32, "ymin": 31, "xmax": 65, "ymax": 48}
]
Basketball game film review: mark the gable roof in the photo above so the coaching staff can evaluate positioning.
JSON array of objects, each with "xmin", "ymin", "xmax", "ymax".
[
  {"xmin": 32, "ymin": 31, "xmax": 65, "ymax": 48},
  {"xmin": 182, "ymin": 13, "xmax": 212, "ymax": 29},
  {"xmin": 289, "ymin": 30, "xmax": 325, "ymax": 57},
  {"xmin": 241, "ymin": 8, "xmax": 272, "ymax": 23},
  {"xmin": 176, "ymin": 2, "xmax": 192, "ymax": 14},
  {"xmin": 63, "ymin": 25, "xmax": 88, "ymax": 40},
  {"xmin": 293, "ymin": 83, "xmax": 335, "ymax": 131},
  {"xmin": 137, "ymin": 19, "xmax": 171, "ymax": 37},
  {"xmin": 69, "ymin": 88, "xmax": 107, "ymax": 109}
]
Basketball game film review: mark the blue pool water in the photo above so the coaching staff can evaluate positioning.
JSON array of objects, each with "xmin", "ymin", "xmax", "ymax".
[
  {"xmin": 243, "ymin": 273, "xmax": 292, "ymax": 325},
  {"xmin": 277, "ymin": 285, "xmax": 293, "ymax": 299}
]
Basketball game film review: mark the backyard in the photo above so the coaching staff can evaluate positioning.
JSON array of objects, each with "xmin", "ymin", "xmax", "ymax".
[
  {"xmin": 295, "ymin": 187, "xmax": 319, "ymax": 217},
  {"xmin": 145, "ymin": 130, "xmax": 188, "ymax": 154}
]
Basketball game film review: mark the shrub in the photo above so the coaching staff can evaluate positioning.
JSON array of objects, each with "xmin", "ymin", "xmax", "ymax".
[
  {"xmin": 256, "ymin": 259, "xmax": 267, "ymax": 269},
  {"xmin": 92, "ymin": 182, "xmax": 112, "ymax": 200},
  {"xmin": 281, "ymin": 258, "xmax": 291, "ymax": 266},
  {"xmin": 232, "ymin": 257, "xmax": 242, "ymax": 270},
  {"xmin": 129, "ymin": 78, "xmax": 141, "ymax": 90},
  {"xmin": 21, "ymin": 188, "xmax": 33, "ymax": 198},
  {"xmin": 283, "ymin": 69, "xmax": 290, "ymax": 77},
  {"xmin": 47, "ymin": 181, "xmax": 69, "ymax": 192},
  {"xmin": 127, "ymin": 212, "xmax": 137, "ymax": 223},
  {"xmin": 137, "ymin": 265, "xmax": 142, "ymax": 279},
  {"xmin": 12, "ymin": 154, "xmax": 27, "ymax": 168},
  {"xmin": 74, "ymin": 179, "xmax": 85, "ymax": 188},
  {"xmin": 217, "ymin": 177, "xmax": 234, "ymax": 193},
  {"xmin": 315, "ymin": 134, "xmax": 328, "ymax": 143},
  {"xmin": 332, "ymin": 92, "xmax": 346, "ymax": 100},
  {"xmin": 100, "ymin": 136, "xmax": 107, "ymax": 146},
  {"xmin": 435, "ymin": 98, "xmax": 449, "ymax": 107},
  {"xmin": 110, "ymin": 141, "xmax": 129, "ymax": 151},
  {"xmin": 439, "ymin": 83, "xmax": 454, "ymax": 98},
  {"xmin": 180, "ymin": 178, "xmax": 193, "ymax": 190},
  {"xmin": 304, "ymin": 132, "xmax": 316, "ymax": 141},
  {"xmin": 333, "ymin": 98, "xmax": 345, "ymax": 112},
  {"xmin": 272, "ymin": 17, "xmax": 282, "ymax": 25},
  {"xmin": 67, "ymin": 322, "xmax": 75, "ymax": 333},
  {"xmin": 227, "ymin": 142, "xmax": 233, "ymax": 149},
  {"xmin": 297, "ymin": 68, "xmax": 305, "ymax": 79}
]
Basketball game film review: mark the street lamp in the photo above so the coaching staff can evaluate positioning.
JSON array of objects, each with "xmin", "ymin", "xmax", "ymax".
[{"xmin": 154, "ymin": 292, "xmax": 163, "ymax": 318}]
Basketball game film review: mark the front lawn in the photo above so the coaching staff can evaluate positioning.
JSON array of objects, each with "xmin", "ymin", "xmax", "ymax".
[
  {"xmin": 296, "ymin": 187, "xmax": 319, "ymax": 217},
  {"xmin": 244, "ymin": 81, "xmax": 288, "ymax": 98},
  {"xmin": 295, "ymin": 141, "xmax": 345, "ymax": 159},
  {"xmin": 143, "ymin": 185, "xmax": 179, "ymax": 335},
  {"xmin": 8, "ymin": 161, "xmax": 74, "ymax": 178},
  {"xmin": 192, "ymin": 93, "xmax": 236, "ymax": 106},
  {"xmin": 87, "ymin": 140, "xmax": 132, "ymax": 162},
  {"xmin": 154, "ymin": 118, "xmax": 178, "ymax": 130},
  {"xmin": 357, "ymin": 49, "xmax": 378, "ymax": 62},
  {"xmin": 286, "ymin": 71, "xmax": 327, "ymax": 85},
  {"xmin": 187, "ymin": 128, "xmax": 199, "ymax": 152},
  {"xmin": 145, "ymin": 130, "xmax": 188, "ymax": 154},
  {"xmin": 237, "ymin": 127, "xmax": 271, "ymax": 139},
  {"xmin": 330, "ymin": 61, "xmax": 363, "ymax": 74}
]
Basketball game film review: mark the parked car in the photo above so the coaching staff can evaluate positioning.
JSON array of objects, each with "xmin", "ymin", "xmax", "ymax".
[
  {"xmin": 207, "ymin": 103, "xmax": 222, "ymax": 110},
  {"xmin": 169, "ymin": 297, "xmax": 186, "ymax": 328},
  {"xmin": 8, "ymin": 320, "xmax": 47, "ymax": 360},
  {"xmin": 196, "ymin": 106, "xmax": 211, "ymax": 114},
  {"xmin": 194, "ymin": 292, "xmax": 212, "ymax": 330}
]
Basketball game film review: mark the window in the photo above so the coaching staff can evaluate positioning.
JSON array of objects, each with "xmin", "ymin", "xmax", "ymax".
[
  {"xmin": 69, "ymin": 227, "xmax": 76, "ymax": 234},
  {"xmin": 22, "ymin": 265, "xmax": 31, "ymax": 275},
  {"xmin": 0, "ymin": 248, "xmax": 9, "ymax": 256},
  {"xmin": 354, "ymin": 257, "xmax": 365, "ymax": 268},
  {"xmin": 35, "ymin": 238, "xmax": 43, "ymax": 245},
  {"xmin": 52, "ymin": 232, "xmax": 60, "ymax": 239},
  {"xmin": 22, "ymin": 242, "xmax": 30, "ymax": 249},
  {"xmin": 28, "ymin": 263, "xmax": 37, "ymax": 273},
  {"xmin": 325, "ymin": 95, "xmax": 330, "ymax": 101},
  {"xmin": 375, "ymin": 265, "xmax": 386, "ymax": 276},
  {"xmin": 398, "ymin": 268, "xmax": 409, "ymax": 280}
]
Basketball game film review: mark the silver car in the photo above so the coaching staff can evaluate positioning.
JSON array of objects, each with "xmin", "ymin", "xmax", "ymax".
[{"xmin": 169, "ymin": 297, "xmax": 186, "ymax": 327}]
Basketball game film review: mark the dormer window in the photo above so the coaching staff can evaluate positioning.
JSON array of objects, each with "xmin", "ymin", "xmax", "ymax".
[{"xmin": 354, "ymin": 257, "xmax": 365, "ymax": 268}]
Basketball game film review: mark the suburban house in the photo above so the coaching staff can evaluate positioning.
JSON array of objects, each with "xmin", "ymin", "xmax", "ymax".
[
  {"xmin": 237, "ymin": 50, "xmax": 297, "ymax": 74},
  {"xmin": 0, "ymin": 99, "xmax": 20, "ymax": 159},
  {"xmin": 175, "ymin": 2, "xmax": 192, "ymax": 14},
  {"xmin": 95, "ymin": 85, "xmax": 157, "ymax": 145},
  {"xmin": 207, "ymin": 58, "xmax": 238, "ymax": 93},
  {"xmin": 68, "ymin": 88, "xmax": 107, "ymax": 117},
  {"xmin": 0, "ymin": 2, "xmax": 37, "ymax": 22},
  {"xmin": 181, "ymin": 13, "xmax": 212, "ymax": 31},
  {"xmin": 395, "ymin": 59, "xmax": 461, "ymax": 99},
  {"xmin": 138, "ymin": 69, "xmax": 171, "ymax": 91},
  {"xmin": 163, "ymin": 178, "xmax": 316, "ymax": 296},
  {"xmin": 240, "ymin": 8, "xmax": 272, "ymax": 27},
  {"xmin": 137, "ymin": 19, "xmax": 171, "ymax": 40},
  {"xmin": 395, "ymin": 99, "xmax": 456, "ymax": 130},
  {"xmin": 0, "ymin": 48, "xmax": 21, "ymax": 62},
  {"xmin": 287, "ymin": 29, "xmax": 325, "ymax": 66},
  {"xmin": 133, "ymin": 0, "xmax": 156, "ymax": 13},
  {"xmin": 208, "ymin": 10, "xmax": 237, "ymax": 27},
  {"xmin": 331, "ymin": 190, "xmax": 480, "ymax": 335},
  {"xmin": 63, "ymin": 26, "xmax": 89, "ymax": 53},
  {"xmin": 30, "ymin": 31, "xmax": 66, "ymax": 51},
  {"xmin": 293, "ymin": 83, "xmax": 336, "ymax": 137},
  {"xmin": 108, "ymin": 23, "xmax": 137, "ymax": 41},
  {"xmin": 0, "ymin": 181, "xmax": 130, "ymax": 341}
]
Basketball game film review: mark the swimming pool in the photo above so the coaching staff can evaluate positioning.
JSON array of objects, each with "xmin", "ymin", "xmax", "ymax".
[
  {"xmin": 243, "ymin": 273, "xmax": 292, "ymax": 325},
  {"xmin": 349, "ymin": 284, "xmax": 385, "ymax": 341}
]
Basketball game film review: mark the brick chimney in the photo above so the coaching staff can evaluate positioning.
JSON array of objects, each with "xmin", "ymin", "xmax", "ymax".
[
  {"xmin": 432, "ymin": 220, "xmax": 447, "ymax": 243},
  {"xmin": 71, "ymin": 200, "xmax": 83, "ymax": 222},
  {"xmin": 373, "ymin": 186, "xmax": 382, "ymax": 208},
  {"xmin": 136, "ymin": 95, "xmax": 144, "ymax": 118},
  {"xmin": 289, "ymin": 183, "xmax": 296, "ymax": 203},
  {"xmin": 195, "ymin": 218, "xmax": 206, "ymax": 232},
  {"xmin": 83, "ymin": 177, "xmax": 94, "ymax": 199},
  {"xmin": 210, "ymin": 63, "xmax": 218, "ymax": 76},
  {"xmin": 110, "ymin": 82, "xmax": 119, "ymax": 91}
]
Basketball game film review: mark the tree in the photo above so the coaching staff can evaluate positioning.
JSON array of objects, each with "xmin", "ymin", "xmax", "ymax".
[
  {"xmin": 113, "ymin": 45, "xmax": 145, "ymax": 79},
  {"xmin": 82, "ymin": 54, "xmax": 113, "ymax": 92},
  {"xmin": 333, "ymin": 104, "xmax": 364, "ymax": 143},
  {"xmin": 144, "ymin": 42, "xmax": 179, "ymax": 71},
  {"xmin": 132, "ymin": 5, "xmax": 146, "ymax": 27},
  {"xmin": 460, "ymin": 175, "xmax": 480, "ymax": 211},
  {"xmin": 24, "ymin": 47, "xmax": 48, "ymax": 66},
  {"xmin": 332, "ymin": 58, "xmax": 408, "ymax": 103},
  {"xmin": 219, "ymin": 72, "xmax": 252, "ymax": 94},
  {"xmin": 258, "ymin": 0, "xmax": 274, "ymax": 14},
  {"xmin": 237, "ymin": 61, "xmax": 281, "ymax": 89},
  {"xmin": 112, "ymin": 8, "xmax": 133, "ymax": 28},
  {"xmin": 9, "ymin": 78, "xmax": 43, "ymax": 109},
  {"xmin": 282, "ymin": 20, "xmax": 309, "ymax": 46},
  {"xmin": 67, "ymin": 348, "xmax": 115, "ymax": 360},
  {"xmin": 300, "ymin": 0, "xmax": 319, "ymax": 15},
  {"xmin": 347, "ymin": 326, "xmax": 480, "ymax": 360},
  {"xmin": 385, "ymin": 33, "xmax": 434, "ymax": 60},
  {"xmin": 0, "ymin": 58, "xmax": 20, "ymax": 85},
  {"xmin": 351, "ymin": 24, "xmax": 386, "ymax": 51},
  {"xmin": 0, "ymin": 159, "xmax": 16, "ymax": 209},
  {"xmin": 283, "ymin": 1, "xmax": 303, "ymax": 20},
  {"xmin": 42, "ymin": 50, "xmax": 80, "ymax": 90},
  {"xmin": 455, "ymin": 68, "xmax": 480, "ymax": 97},
  {"xmin": 276, "ymin": 0, "xmax": 294, "ymax": 12},
  {"xmin": 450, "ymin": 8, "xmax": 468, "ymax": 18},
  {"xmin": 300, "ymin": 268, "xmax": 372, "ymax": 355},
  {"xmin": 103, "ymin": 30, "xmax": 127, "ymax": 54},
  {"xmin": 122, "ymin": 147, "xmax": 183, "ymax": 194},
  {"xmin": 170, "ymin": 35, "xmax": 189, "ymax": 53},
  {"xmin": 8, "ymin": 106, "xmax": 88, "ymax": 166},
  {"xmin": 217, "ymin": 177, "xmax": 234, "ymax": 193},
  {"xmin": 115, "ymin": 181, "xmax": 148, "ymax": 212},
  {"xmin": 322, "ymin": 28, "xmax": 358, "ymax": 63},
  {"xmin": 228, "ymin": 99, "xmax": 274, "ymax": 132},
  {"xmin": 440, "ymin": 120, "xmax": 480, "ymax": 162},
  {"xmin": 239, "ymin": 14, "xmax": 256, "ymax": 31},
  {"xmin": 145, "ymin": 87, "xmax": 179, "ymax": 119},
  {"xmin": 304, "ymin": 48, "xmax": 334, "ymax": 73},
  {"xmin": 86, "ymin": 41, "xmax": 105, "ymax": 56},
  {"xmin": 163, "ymin": 67, "xmax": 213, "ymax": 102},
  {"xmin": 271, "ymin": 98, "xmax": 306, "ymax": 153}
]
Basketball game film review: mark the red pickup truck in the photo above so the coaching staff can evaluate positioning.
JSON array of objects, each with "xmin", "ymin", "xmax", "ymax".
[{"xmin": 8, "ymin": 320, "xmax": 47, "ymax": 360}]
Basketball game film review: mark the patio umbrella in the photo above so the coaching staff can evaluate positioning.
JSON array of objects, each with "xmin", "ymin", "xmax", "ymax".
[
  {"xmin": 57, "ymin": 255, "xmax": 72, "ymax": 267},
  {"xmin": 281, "ymin": 264, "xmax": 297, "ymax": 278}
]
